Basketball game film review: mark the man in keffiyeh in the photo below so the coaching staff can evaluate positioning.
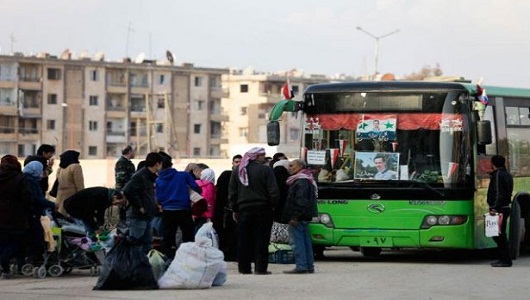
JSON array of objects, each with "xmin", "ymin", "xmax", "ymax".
[
  {"xmin": 282, "ymin": 159, "xmax": 318, "ymax": 274},
  {"xmin": 228, "ymin": 147, "xmax": 280, "ymax": 275}
]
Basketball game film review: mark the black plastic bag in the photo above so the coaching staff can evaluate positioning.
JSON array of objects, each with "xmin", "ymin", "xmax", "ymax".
[{"xmin": 93, "ymin": 237, "xmax": 158, "ymax": 290}]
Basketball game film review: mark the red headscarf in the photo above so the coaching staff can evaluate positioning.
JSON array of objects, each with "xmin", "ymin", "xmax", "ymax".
[
  {"xmin": 238, "ymin": 147, "xmax": 266, "ymax": 186},
  {"xmin": 0, "ymin": 154, "xmax": 22, "ymax": 171}
]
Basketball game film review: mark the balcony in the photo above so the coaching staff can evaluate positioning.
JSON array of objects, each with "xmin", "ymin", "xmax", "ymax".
[
  {"xmin": 0, "ymin": 128, "xmax": 16, "ymax": 141},
  {"xmin": 19, "ymin": 80, "xmax": 42, "ymax": 90},
  {"xmin": 259, "ymin": 92, "xmax": 282, "ymax": 104},
  {"xmin": 18, "ymin": 128, "xmax": 39, "ymax": 141},
  {"xmin": 0, "ymin": 80, "xmax": 16, "ymax": 89},
  {"xmin": 210, "ymin": 114, "xmax": 228, "ymax": 122},
  {"xmin": 210, "ymin": 86, "xmax": 229, "ymax": 99}
]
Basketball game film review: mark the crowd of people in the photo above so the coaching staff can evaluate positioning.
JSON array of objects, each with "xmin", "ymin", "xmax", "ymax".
[
  {"xmin": 0, "ymin": 143, "xmax": 324, "ymax": 280},
  {"xmin": 0, "ymin": 143, "xmax": 516, "ymax": 282}
]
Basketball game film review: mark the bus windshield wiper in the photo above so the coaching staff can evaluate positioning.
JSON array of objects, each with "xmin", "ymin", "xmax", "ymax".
[{"xmin": 408, "ymin": 180, "xmax": 445, "ymax": 197}]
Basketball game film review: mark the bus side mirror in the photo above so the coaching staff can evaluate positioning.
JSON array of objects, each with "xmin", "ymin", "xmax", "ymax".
[
  {"xmin": 267, "ymin": 121, "xmax": 280, "ymax": 146},
  {"xmin": 477, "ymin": 120, "xmax": 492, "ymax": 145}
]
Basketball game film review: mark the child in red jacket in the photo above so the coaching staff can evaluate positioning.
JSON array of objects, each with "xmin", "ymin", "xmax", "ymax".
[{"xmin": 193, "ymin": 168, "xmax": 217, "ymax": 234}]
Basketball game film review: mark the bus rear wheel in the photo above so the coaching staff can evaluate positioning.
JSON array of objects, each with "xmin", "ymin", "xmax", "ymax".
[{"xmin": 360, "ymin": 247, "xmax": 382, "ymax": 257}]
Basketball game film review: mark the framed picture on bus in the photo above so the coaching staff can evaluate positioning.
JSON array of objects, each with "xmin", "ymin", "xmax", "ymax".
[{"xmin": 354, "ymin": 152, "xmax": 399, "ymax": 180}]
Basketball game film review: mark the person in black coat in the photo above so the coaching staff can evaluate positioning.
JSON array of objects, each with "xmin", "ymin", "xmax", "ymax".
[
  {"xmin": 63, "ymin": 187, "xmax": 126, "ymax": 237},
  {"xmin": 487, "ymin": 155, "xmax": 514, "ymax": 267},
  {"xmin": 214, "ymin": 154, "xmax": 241, "ymax": 261}
]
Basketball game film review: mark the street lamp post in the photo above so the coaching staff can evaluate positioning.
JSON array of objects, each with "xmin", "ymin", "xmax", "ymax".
[{"xmin": 356, "ymin": 26, "xmax": 400, "ymax": 78}]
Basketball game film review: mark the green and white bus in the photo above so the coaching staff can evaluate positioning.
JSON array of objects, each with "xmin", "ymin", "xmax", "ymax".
[{"xmin": 267, "ymin": 81, "xmax": 530, "ymax": 258}]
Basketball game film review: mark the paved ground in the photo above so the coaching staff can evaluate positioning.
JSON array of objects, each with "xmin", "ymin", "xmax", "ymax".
[{"xmin": 1, "ymin": 248, "xmax": 530, "ymax": 300}]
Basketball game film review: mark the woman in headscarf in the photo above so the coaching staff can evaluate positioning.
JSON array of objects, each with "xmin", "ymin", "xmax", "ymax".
[
  {"xmin": 55, "ymin": 150, "xmax": 84, "ymax": 215},
  {"xmin": 0, "ymin": 155, "xmax": 32, "ymax": 279},
  {"xmin": 22, "ymin": 161, "xmax": 56, "ymax": 261},
  {"xmin": 193, "ymin": 168, "xmax": 217, "ymax": 234}
]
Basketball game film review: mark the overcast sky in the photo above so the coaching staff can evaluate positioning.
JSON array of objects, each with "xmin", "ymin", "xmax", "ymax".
[{"xmin": 1, "ymin": 0, "xmax": 530, "ymax": 87}]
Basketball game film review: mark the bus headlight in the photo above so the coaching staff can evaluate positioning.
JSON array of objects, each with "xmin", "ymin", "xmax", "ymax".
[
  {"xmin": 421, "ymin": 215, "xmax": 467, "ymax": 229},
  {"xmin": 316, "ymin": 213, "xmax": 334, "ymax": 228}
]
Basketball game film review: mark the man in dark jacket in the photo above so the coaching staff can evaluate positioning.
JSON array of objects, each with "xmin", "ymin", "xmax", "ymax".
[
  {"xmin": 24, "ymin": 144, "xmax": 55, "ymax": 196},
  {"xmin": 123, "ymin": 152, "xmax": 163, "ymax": 253},
  {"xmin": 115, "ymin": 145, "xmax": 136, "ymax": 222},
  {"xmin": 229, "ymin": 147, "xmax": 279, "ymax": 275},
  {"xmin": 487, "ymin": 155, "xmax": 514, "ymax": 267},
  {"xmin": 63, "ymin": 187, "xmax": 125, "ymax": 237},
  {"xmin": 282, "ymin": 159, "xmax": 318, "ymax": 274}
]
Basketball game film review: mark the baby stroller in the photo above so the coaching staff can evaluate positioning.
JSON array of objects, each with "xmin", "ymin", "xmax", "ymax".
[{"xmin": 21, "ymin": 211, "xmax": 105, "ymax": 278}]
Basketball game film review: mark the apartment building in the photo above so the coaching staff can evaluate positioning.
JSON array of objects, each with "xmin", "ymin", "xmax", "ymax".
[
  {"xmin": 0, "ymin": 53, "xmax": 228, "ymax": 159},
  {"xmin": 221, "ymin": 68, "xmax": 332, "ymax": 158}
]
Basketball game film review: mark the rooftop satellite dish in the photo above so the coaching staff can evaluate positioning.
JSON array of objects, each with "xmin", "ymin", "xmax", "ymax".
[
  {"xmin": 60, "ymin": 49, "xmax": 71, "ymax": 60},
  {"xmin": 94, "ymin": 51, "xmax": 105, "ymax": 61},
  {"xmin": 135, "ymin": 53, "xmax": 145, "ymax": 63},
  {"xmin": 166, "ymin": 50, "xmax": 174, "ymax": 64}
]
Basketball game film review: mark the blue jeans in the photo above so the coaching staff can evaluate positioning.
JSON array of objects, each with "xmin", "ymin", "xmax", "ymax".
[
  {"xmin": 127, "ymin": 218, "xmax": 153, "ymax": 254},
  {"xmin": 289, "ymin": 220, "xmax": 315, "ymax": 271}
]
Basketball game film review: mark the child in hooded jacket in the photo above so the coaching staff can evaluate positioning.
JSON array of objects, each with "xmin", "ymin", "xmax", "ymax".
[{"xmin": 193, "ymin": 168, "xmax": 217, "ymax": 233}]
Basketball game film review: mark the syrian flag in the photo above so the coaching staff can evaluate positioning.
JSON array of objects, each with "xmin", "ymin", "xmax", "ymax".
[
  {"xmin": 282, "ymin": 79, "xmax": 294, "ymax": 100},
  {"xmin": 476, "ymin": 84, "xmax": 489, "ymax": 105}
]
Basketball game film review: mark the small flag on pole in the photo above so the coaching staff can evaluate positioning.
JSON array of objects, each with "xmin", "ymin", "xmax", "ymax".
[
  {"xmin": 476, "ymin": 84, "xmax": 489, "ymax": 105},
  {"xmin": 282, "ymin": 79, "xmax": 294, "ymax": 100}
]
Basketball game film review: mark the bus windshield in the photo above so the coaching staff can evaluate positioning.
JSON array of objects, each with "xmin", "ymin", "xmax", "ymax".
[{"xmin": 301, "ymin": 90, "xmax": 473, "ymax": 189}]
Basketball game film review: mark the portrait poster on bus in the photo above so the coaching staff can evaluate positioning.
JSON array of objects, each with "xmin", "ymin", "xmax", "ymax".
[
  {"xmin": 356, "ymin": 114, "xmax": 397, "ymax": 142},
  {"xmin": 354, "ymin": 152, "xmax": 399, "ymax": 180}
]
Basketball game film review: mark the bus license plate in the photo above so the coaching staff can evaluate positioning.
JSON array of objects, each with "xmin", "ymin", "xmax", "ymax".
[{"xmin": 360, "ymin": 237, "xmax": 393, "ymax": 247}]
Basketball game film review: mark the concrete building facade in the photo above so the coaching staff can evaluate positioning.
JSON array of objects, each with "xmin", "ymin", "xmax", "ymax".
[
  {"xmin": 221, "ymin": 68, "xmax": 332, "ymax": 158},
  {"xmin": 0, "ymin": 53, "xmax": 228, "ymax": 159}
]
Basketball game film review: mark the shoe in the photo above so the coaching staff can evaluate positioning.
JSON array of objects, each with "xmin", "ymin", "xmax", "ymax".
[
  {"xmin": 239, "ymin": 271, "xmax": 252, "ymax": 275},
  {"xmin": 491, "ymin": 262, "xmax": 512, "ymax": 267},
  {"xmin": 308, "ymin": 268, "xmax": 315, "ymax": 274},
  {"xmin": 490, "ymin": 260, "xmax": 502, "ymax": 266},
  {"xmin": 254, "ymin": 271, "xmax": 272, "ymax": 275},
  {"xmin": 283, "ymin": 268, "xmax": 308, "ymax": 274}
]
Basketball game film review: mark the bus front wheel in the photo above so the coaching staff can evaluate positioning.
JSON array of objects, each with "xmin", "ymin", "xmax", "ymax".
[{"xmin": 360, "ymin": 247, "xmax": 382, "ymax": 257}]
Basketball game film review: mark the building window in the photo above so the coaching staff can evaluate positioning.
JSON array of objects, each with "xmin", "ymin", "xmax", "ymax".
[
  {"xmin": 159, "ymin": 75, "xmax": 165, "ymax": 84},
  {"xmin": 90, "ymin": 70, "xmax": 98, "ymax": 81},
  {"xmin": 292, "ymin": 85, "xmax": 299, "ymax": 95},
  {"xmin": 17, "ymin": 144, "xmax": 25, "ymax": 157},
  {"xmin": 156, "ymin": 124, "xmax": 163, "ymax": 133},
  {"xmin": 240, "ymin": 107, "xmax": 247, "ymax": 115},
  {"xmin": 47, "ymin": 94, "xmax": 57, "ymax": 104},
  {"xmin": 88, "ymin": 146, "xmax": 97, "ymax": 156},
  {"xmin": 258, "ymin": 112, "xmax": 266, "ymax": 119},
  {"xmin": 47, "ymin": 68, "xmax": 61, "ymax": 80},
  {"xmin": 239, "ymin": 127, "xmax": 248, "ymax": 138},
  {"xmin": 157, "ymin": 97, "xmax": 165, "ymax": 108},
  {"xmin": 193, "ymin": 147, "xmax": 201, "ymax": 157},
  {"xmin": 195, "ymin": 100, "xmax": 204, "ymax": 110},
  {"xmin": 89, "ymin": 95, "xmax": 98, "ymax": 106},
  {"xmin": 194, "ymin": 124, "xmax": 201, "ymax": 134},
  {"xmin": 289, "ymin": 128, "xmax": 300, "ymax": 141},
  {"xmin": 130, "ymin": 122, "xmax": 137, "ymax": 136},
  {"xmin": 46, "ymin": 120, "xmax": 56, "ymax": 130},
  {"xmin": 240, "ymin": 84, "xmax": 249, "ymax": 93},
  {"xmin": 194, "ymin": 76, "xmax": 203, "ymax": 87},
  {"xmin": 89, "ymin": 120, "xmax": 98, "ymax": 131}
]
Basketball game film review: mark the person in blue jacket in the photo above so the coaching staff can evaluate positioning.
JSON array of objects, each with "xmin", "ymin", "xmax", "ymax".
[{"xmin": 156, "ymin": 152, "xmax": 202, "ymax": 259}]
